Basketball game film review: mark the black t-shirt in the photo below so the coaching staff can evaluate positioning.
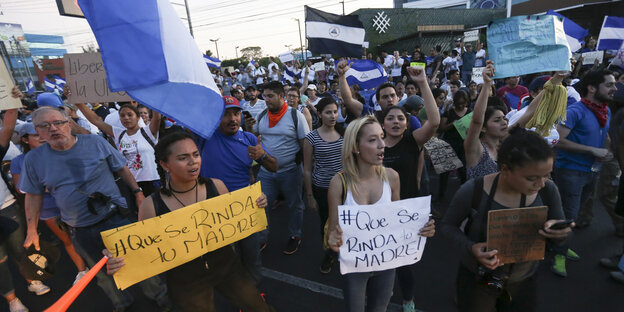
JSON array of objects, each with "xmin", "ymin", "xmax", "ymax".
[
  {"xmin": 383, "ymin": 133, "xmax": 421, "ymax": 200},
  {"xmin": 442, "ymin": 108, "xmax": 471, "ymax": 142}
]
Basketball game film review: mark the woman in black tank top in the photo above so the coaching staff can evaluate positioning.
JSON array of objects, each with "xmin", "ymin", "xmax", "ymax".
[{"xmin": 105, "ymin": 132, "xmax": 273, "ymax": 312}]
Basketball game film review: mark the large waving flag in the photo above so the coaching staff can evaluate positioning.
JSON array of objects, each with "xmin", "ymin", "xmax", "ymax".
[
  {"xmin": 77, "ymin": 0, "xmax": 223, "ymax": 139},
  {"xmin": 334, "ymin": 59, "xmax": 387, "ymax": 90},
  {"xmin": 26, "ymin": 78, "xmax": 35, "ymax": 95},
  {"xmin": 43, "ymin": 77, "xmax": 55, "ymax": 91},
  {"xmin": 546, "ymin": 10, "xmax": 588, "ymax": 52},
  {"xmin": 598, "ymin": 16, "xmax": 624, "ymax": 51},
  {"xmin": 204, "ymin": 55, "xmax": 221, "ymax": 69},
  {"xmin": 305, "ymin": 6, "xmax": 365, "ymax": 57}
]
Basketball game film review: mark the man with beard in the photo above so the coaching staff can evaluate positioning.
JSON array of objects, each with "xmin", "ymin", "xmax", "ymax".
[
  {"xmin": 254, "ymin": 81, "xmax": 309, "ymax": 255},
  {"xmin": 198, "ymin": 96, "xmax": 277, "ymax": 282},
  {"xmin": 552, "ymin": 70, "xmax": 617, "ymax": 277},
  {"xmin": 242, "ymin": 85, "xmax": 267, "ymax": 121}
]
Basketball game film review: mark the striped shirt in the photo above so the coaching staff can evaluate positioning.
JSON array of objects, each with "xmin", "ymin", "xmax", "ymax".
[{"xmin": 305, "ymin": 129, "xmax": 343, "ymax": 188}]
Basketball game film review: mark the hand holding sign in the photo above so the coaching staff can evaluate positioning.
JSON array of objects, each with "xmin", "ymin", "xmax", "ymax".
[{"xmin": 248, "ymin": 135, "xmax": 265, "ymax": 160}]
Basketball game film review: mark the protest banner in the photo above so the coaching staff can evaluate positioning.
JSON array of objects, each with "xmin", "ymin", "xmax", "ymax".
[
  {"xmin": 581, "ymin": 51, "xmax": 604, "ymax": 65},
  {"xmin": 63, "ymin": 52, "xmax": 132, "ymax": 104},
  {"xmin": 0, "ymin": 57, "xmax": 22, "ymax": 110},
  {"xmin": 487, "ymin": 15, "xmax": 571, "ymax": 79},
  {"xmin": 471, "ymin": 67, "xmax": 485, "ymax": 84},
  {"xmin": 312, "ymin": 61, "xmax": 325, "ymax": 72},
  {"xmin": 278, "ymin": 51, "xmax": 294, "ymax": 63},
  {"xmin": 487, "ymin": 206, "xmax": 548, "ymax": 264},
  {"xmin": 453, "ymin": 112, "xmax": 473, "ymax": 140},
  {"xmin": 100, "ymin": 182, "xmax": 266, "ymax": 290},
  {"xmin": 423, "ymin": 137, "xmax": 464, "ymax": 174},
  {"xmin": 338, "ymin": 196, "xmax": 431, "ymax": 274},
  {"xmin": 464, "ymin": 30, "xmax": 479, "ymax": 42},
  {"xmin": 362, "ymin": 41, "xmax": 369, "ymax": 48}
]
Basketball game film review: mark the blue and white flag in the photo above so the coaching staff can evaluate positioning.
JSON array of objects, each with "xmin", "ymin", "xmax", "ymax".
[
  {"xmin": 305, "ymin": 6, "xmax": 365, "ymax": 57},
  {"xmin": 43, "ymin": 77, "xmax": 55, "ymax": 92},
  {"xmin": 26, "ymin": 78, "xmax": 35, "ymax": 95},
  {"xmin": 334, "ymin": 59, "xmax": 387, "ymax": 90},
  {"xmin": 247, "ymin": 59, "xmax": 256, "ymax": 69},
  {"xmin": 204, "ymin": 55, "xmax": 221, "ymax": 68},
  {"xmin": 53, "ymin": 75, "xmax": 65, "ymax": 92},
  {"xmin": 283, "ymin": 67, "xmax": 297, "ymax": 84},
  {"xmin": 78, "ymin": 0, "xmax": 223, "ymax": 139},
  {"xmin": 546, "ymin": 10, "xmax": 588, "ymax": 52},
  {"xmin": 598, "ymin": 16, "xmax": 624, "ymax": 51}
]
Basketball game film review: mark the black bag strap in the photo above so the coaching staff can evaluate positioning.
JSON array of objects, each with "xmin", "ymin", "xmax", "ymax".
[
  {"xmin": 118, "ymin": 128, "xmax": 155, "ymax": 149},
  {"xmin": 257, "ymin": 107, "xmax": 299, "ymax": 138}
]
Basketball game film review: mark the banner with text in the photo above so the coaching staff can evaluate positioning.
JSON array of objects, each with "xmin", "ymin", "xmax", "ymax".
[
  {"xmin": 487, "ymin": 206, "xmax": 547, "ymax": 264},
  {"xmin": 487, "ymin": 15, "xmax": 571, "ymax": 79},
  {"xmin": 64, "ymin": 52, "xmax": 132, "ymax": 104},
  {"xmin": 0, "ymin": 57, "xmax": 22, "ymax": 110},
  {"xmin": 101, "ymin": 182, "xmax": 266, "ymax": 290},
  {"xmin": 581, "ymin": 51, "xmax": 604, "ymax": 65},
  {"xmin": 338, "ymin": 196, "xmax": 431, "ymax": 274},
  {"xmin": 278, "ymin": 51, "xmax": 294, "ymax": 63},
  {"xmin": 464, "ymin": 30, "xmax": 479, "ymax": 42},
  {"xmin": 471, "ymin": 67, "xmax": 484, "ymax": 84}
]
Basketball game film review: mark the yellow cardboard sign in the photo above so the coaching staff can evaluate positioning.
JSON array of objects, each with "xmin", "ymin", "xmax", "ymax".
[{"xmin": 100, "ymin": 182, "xmax": 266, "ymax": 290}]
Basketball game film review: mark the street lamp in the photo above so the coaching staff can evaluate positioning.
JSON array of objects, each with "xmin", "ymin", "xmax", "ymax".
[
  {"xmin": 292, "ymin": 18, "xmax": 305, "ymax": 62},
  {"xmin": 235, "ymin": 46, "xmax": 239, "ymax": 58},
  {"xmin": 284, "ymin": 44, "xmax": 293, "ymax": 51},
  {"xmin": 210, "ymin": 38, "xmax": 220, "ymax": 59}
]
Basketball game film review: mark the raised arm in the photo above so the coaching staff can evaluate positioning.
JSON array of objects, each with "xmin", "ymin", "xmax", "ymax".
[
  {"xmin": 336, "ymin": 60, "xmax": 364, "ymax": 117},
  {"xmin": 407, "ymin": 66, "xmax": 440, "ymax": 146},
  {"xmin": 464, "ymin": 61, "xmax": 494, "ymax": 168},
  {"xmin": 300, "ymin": 67, "xmax": 310, "ymax": 95},
  {"xmin": 75, "ymin": 103, "xmax": 114, "ymax": 137},
  {"xmin": 149, "ymin": 110, "xmax": 162, "ymax": 137}
]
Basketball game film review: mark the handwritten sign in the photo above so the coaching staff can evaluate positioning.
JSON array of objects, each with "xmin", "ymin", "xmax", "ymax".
[
  {"xmin": 64, "ymin": 52, "xmax": 132, "ymax": 104},
  {"xmin": 487, "ymin": 206, "xmax": 547, "ymax": 264},
  {"xmin": 100, "ymin": 182, "xmax": 266, "ymax": 290},
  {"xmin": 464, "ymin": 30, "xmax": 479, "ymax": 42},
  {"xmin": 0, "ymin": 57, "xmax": 21, "ymax": 110},
  {"xmin": 423, "ymin": 138, "xmax": 464, "ymax": 174},
  {"xmin": 453, "ymin": 112, "xmax": 473, "ymax": 140},
  {"xmin": 278, "ymin": 51, "xmax": 294, "ymax": 63},
  {"xmin": 471, "ymin": 67, "xmax": 485, "ymax": 84},
  {"xmin": 362, "ymin": 41, "xmax": 370, "ymax": 49},
  {"xmin": 312, "ymin": 61, "xmax": 325, "ymax": 72},
  {"xmin": 487, "ymin": 15, "xmax": 571, "ymax": 79},
  {"xmin": 338, "ymin": 196, "xmax": 431, "ymax": 274},
  {"xmin": 581, "ymin": 51, "xmax": 604, "ymax": 65}
]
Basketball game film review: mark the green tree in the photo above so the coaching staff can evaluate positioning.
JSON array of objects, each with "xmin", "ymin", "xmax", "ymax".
[
  {"xmin": 240, "ymin": 46, "xmax": 263, "ymax": 61},
  {"xmin": 205, "ymin": 50, "xmax": 213, "ymax": 57}
]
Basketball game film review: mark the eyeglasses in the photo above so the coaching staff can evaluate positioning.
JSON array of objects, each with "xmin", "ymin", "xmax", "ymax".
[{"xmin": 35, "ymin": 120, "xmax": 69, "ymax": 130}]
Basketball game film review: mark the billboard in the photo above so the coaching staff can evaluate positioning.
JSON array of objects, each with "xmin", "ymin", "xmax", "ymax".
[
  {"xmin": 0, "ymin": 23, "xmax": 30, "ymax": 55},
  {"xmin": 56, "ymin": 0, "xmax": 84, "ymax": 18}
]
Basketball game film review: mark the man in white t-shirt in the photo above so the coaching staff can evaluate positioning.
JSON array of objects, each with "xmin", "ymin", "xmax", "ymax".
[
  {"xmin": 268, "ymin": 57, "xmax": 280, "ymax": 81},
  {"xmin": 388, "ymin": 51, "xmax": 404, "ymax": 83},
  {"xmin": 104, "ymin": 101, "xmax": 147, "ymax": 128},
  {"xmin": 242, "ymin": 85, "xmax": 267, "ymax": 120},
  {"xmin": 474, "ymin": 41, "xmax": 486, "ymax": 68},
  {"xmin": 253, "ymin": 64, "xmax": 266, "ymax": 85}
]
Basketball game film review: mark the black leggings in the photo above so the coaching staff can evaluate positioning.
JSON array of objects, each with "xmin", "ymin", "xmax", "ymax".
[{"xmin": 312, "ymin": 185, "xmax": 329, "ymax": 240}]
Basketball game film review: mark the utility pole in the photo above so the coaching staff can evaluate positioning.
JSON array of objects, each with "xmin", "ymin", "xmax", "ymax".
[
  {"xmin": 183, "ymin": 0, "xmax": 194, "ymax": 37},
  {"xmin": 235, "ymin": 46, "xmax": 239, "ymax": 58},
  {"xmin": 340, "ymin": 1, "xmax": 345, "ymax": 15},
  {"xmin": 293, "ymin": 18, "xmax": 305, "ymax": 62},
  {"xmin": 210, "ymin": 38, "xmax": 220, "ymax": 59}
]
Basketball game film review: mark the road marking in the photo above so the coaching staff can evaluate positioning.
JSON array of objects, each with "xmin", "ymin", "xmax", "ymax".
[{"xmin": 261, "ymin": 268, "xmax": 424, "ymax": 312}]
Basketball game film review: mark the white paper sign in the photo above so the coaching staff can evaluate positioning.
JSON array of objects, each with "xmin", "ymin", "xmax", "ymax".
[
  {"xmin": 312, "ymin": 61, "xmax": 325, "ymax": 72},
  {"xmin": 278, "ymin": 51, "xmax": 294, "ymax": 63},
  {"xmin": 471, "ymin": 67, "xmax": 485, "ymax": 84},
  {"xmin": 582, "ymin": 51, "xmax": 604, "ymax": 65},
  {"xmin": 362, "ymin": 41, "xmax": 370, "ymax": 48},
  {"xmin": 338, "ymin": 196, "xmax": 431, "ymax": 274},
  {"xmin": 464, "ymin": 30, "xmax": 479, "ymax": 42}
]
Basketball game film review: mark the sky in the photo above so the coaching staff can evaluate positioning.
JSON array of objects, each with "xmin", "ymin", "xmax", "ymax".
[{"xmin": 0, "ymin": 0, "xmax": 393, "ymax": 60}]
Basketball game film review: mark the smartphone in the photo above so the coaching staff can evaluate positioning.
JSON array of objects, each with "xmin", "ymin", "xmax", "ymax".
[
  {"xmin": 549, "ymin": 219, "xmax": 574, "ymax": 230},
  {"xmin": 242, "ymin": 111, "xmax": 252, "ymax": 119},
  {"xmin": 410, "ymin": 62, "xmax": 426, "ymax": 68}
]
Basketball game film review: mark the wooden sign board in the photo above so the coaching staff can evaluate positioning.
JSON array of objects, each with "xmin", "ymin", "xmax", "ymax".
[
  {"xmin": 487, "ymin": 206, "xmax": 548, "ymax": 264},
  {"xmin": 63, "ymin": 52, "xmax": 132, "ymax": 104},
  {"xmin": 423, "ymin": 137, "xmax": 463, "ymax": 174},
  {"xmin": 0, "ymin": 57, "xmax": 22, "ymax": 110}
]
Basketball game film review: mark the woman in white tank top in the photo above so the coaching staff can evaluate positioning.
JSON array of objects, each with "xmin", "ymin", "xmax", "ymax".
[{"xmin": 326, "ymin": 116, "xmax": 435, "ymax": 312}]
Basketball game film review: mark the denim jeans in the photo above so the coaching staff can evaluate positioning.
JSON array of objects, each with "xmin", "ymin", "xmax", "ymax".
[
  {"xmin": 0, "ymin": 203, "xmax": 26, "ymax": 296},
  {"xmin": 258, "ymin": 166, "xmax": 305, "ymax": 241},
  {"xmin": 343, "ymin": 269, "xmax": 396, "ymax": 312},
  {"xmin": 236, "ymin": 232, "xmax": 262, "ymax": 283},
  {"xmin": 67, "ymin": 213, "xmax": 169, "ymax": 309},
  {"xmin": 553, "ymin": 167, "xmax": 598, "ymax": 220}
]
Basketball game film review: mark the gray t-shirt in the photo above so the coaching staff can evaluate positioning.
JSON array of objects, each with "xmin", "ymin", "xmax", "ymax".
[
  {"xmin": 19, "ymin": 134, "xmax": 128, "ymax": 227},
  {"xmin": 256, "ymin": 106, "xmax": 309, "ymax": 173}
]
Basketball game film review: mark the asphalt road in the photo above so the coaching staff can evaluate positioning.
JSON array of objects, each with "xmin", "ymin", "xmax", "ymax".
[{"xmin": 2, "ymin": 172, "xmax": 623, "ymax": 312}]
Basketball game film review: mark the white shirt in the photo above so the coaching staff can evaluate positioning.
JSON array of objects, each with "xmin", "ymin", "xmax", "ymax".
[
  {"xmin": 268, "ymin": 62, "xmax": 279, "ymax": 81},
  {"xmin": 390, "ymin": 57, "xmax": 404, "ymax": 77},
  {"xmin": 242, "ymin": 99, "xmax": 267, "ymax": 120},
  {"xmin": 254, "ymin": 67, "xmax": 266, "ymax": 85},
  {"xmin": 104, "ymin": 110, "xmax": 147, "ymax": 129},
  {"xmin": 112, "ymin": 126, "xmax": 159, "ymax": 182},
  {"xmin": 475, "ymin": 49, "xmax": 486, "ymax": 67}
]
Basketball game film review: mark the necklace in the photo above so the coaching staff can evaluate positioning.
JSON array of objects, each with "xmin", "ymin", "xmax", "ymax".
[
  {"xmin": 169, "ymin": 180, "xmax": 199, "ymax": 207},
  {"xmin": 170, "ymin": 179, "xmax": 198, "ymax": 193}
]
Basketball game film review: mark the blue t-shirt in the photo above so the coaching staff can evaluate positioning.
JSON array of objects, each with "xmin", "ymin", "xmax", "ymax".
[
  {"xmin": 555, "ymin": 101, "xmax": 611, "ymax": 172},
  {"xmin": 198, "ymin": 129, "xmax": 263, "ymax": 192},
  {"xmin": 19, "ymin": 135, "xmax": 128, "ymax": 227},
  {"xmin": 461, "ymin": 51, "xmax": 476, "ymax": 73}
]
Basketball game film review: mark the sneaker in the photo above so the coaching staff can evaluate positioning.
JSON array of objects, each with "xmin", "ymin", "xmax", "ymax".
[
  {"xmin": 73, "ymin": 268, "xmax": 89, "ymax": 285},
  {"xmin": 610, "ymin": 271, "xmax": 624, "ymax": 284},
  {"xmin": 320, "ymin": 250, "xmax": 337, "ymax": 274},
  {"xmin": 402, "ymin": 301, "xmax": 416, "ymax": 312},
  {"xmin": 27, "ymin": 280, "xmax": 50, "ymax": 295},
  {"xmin": 283, "ymin": 237, "xmax": 301, "ymax": 255},
  {"xmin": 566, "ymin": 249, "xmax": 580, "ymax": 261},
  {"xmin": 600, "ymin": 256, "xmax": 622, "ymax": 270},
  {"xmin": 9, "ymin": 298, "xmax": 28, "ymax": 312},
  {"xmin": 551, "ymin": 254, "xmax": 567, "ymax": 277}
]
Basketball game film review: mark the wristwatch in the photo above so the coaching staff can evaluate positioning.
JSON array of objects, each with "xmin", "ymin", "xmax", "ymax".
[{"xmin": 133, "ymin": 187, "xmax": 143, "ymax": 194}]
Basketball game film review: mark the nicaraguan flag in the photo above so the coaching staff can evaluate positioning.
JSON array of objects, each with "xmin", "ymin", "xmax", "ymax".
[
  {"xmin": 26, "ymin": 78, "xmax": 35, "ymax": 95},
  {"xmin": 43, "ymin": 77, "xmax": 56, "ymax": 91},
  {"xmin": 598, "ymin": 16, "xmax": 624, "ymax": 51},
  {"xmin": 334, "ymin": 59, "xmax": 387, "ymax": 90},
  {"xmin": 305, "ymin": 6, "xmax": 365, "ymax": 57},
  {"xmin": 78, "ymin": 0, "xmax": 223, "ymax": 139},
  {"xmin": 546, "ymin": 10, "xmax": 588, "ymax": 52},
  {"xmin": 204, "ymin": 55, "xmax": 221, "ymax": 68},
  {"xmin": 53, "ymin": 75, "xmax": 66, "ymax": 86},
  {"xmin": 283, "ymin": 67, "xmax": 297, "ymax": 83}
]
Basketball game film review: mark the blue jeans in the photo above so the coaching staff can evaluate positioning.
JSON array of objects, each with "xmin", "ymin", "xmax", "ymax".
[
  {"xmin": 67, "ymin": 213, "xmax": 170, "ymax": 309},
  {"xmin": 343, "ymin": 269, "xmax": 396, "ymax": 312},
  {"xmin": 553, "ymin": 167, "xmax": 598, "ymax": 220},
  {"xmin": 258, "ymin": 166, "xmax": 305, "ymax": 241},
  {"xmin": 236, "ymin": 232, "xmax": 262, "ymax": 283}
]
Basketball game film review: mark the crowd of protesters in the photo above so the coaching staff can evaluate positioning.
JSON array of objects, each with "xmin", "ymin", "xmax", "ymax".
[{"xmin": 0, "ymin": 31, "xmax": 623, "ymax": 312}]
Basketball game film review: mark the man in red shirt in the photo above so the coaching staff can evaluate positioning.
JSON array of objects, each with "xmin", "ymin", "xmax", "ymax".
[{"xmin": 496, "ymin": 76, "xmax": 528, "ymax": 111}]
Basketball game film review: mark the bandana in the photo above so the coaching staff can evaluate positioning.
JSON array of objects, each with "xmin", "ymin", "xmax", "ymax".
[
  {"xmin": 268, "ymin": 103, "xmax": 288, "ymax": 128},
  {"xmin": 581, "ymin": 98, "xmax": 608, "ymax": 128}
]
